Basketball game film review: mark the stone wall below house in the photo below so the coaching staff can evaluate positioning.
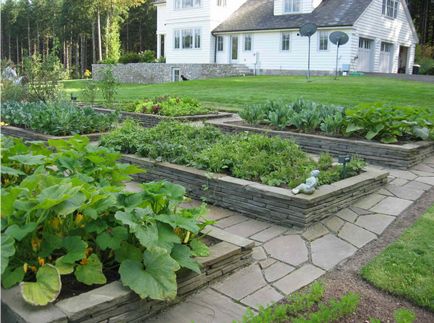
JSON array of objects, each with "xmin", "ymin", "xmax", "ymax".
[{"xmin": 92, "ymin": 63, "xmax": 251, "ymax": 84}]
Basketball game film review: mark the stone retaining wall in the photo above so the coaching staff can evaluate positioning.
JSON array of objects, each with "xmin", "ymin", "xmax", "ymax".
[
  {"xmin": 91, "ymin": 106, "xmax": 232, "ymax": 128},
  {"xmin": 92, "ymin": 63, "xmax": 250, "ymax": 84},
  {"xmin": 207, "ymin": 120, "xmax": 434, "ymax": 170},
  {"xmin": 1, "ymin": 227, "xmax": 254, "ymax": 323},
  {"xmin": 1, "ymin": 126, "xmax": 105, "ymax": 142},
  {"xmin": 121, "ymin": 154, "xmax": 388, "ymax": 228}
]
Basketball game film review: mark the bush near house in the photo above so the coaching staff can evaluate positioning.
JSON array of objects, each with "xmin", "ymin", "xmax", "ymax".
[
  {"xmin": 123, "ymin": 96, "xmax": 212, "ymax": 116},
  {"xmin": 1, "ymin": 136, "xmax": 211, "ymax": 306},
  {"xmin": 2, "ymin": 101, "xmax": 118, "ymax": 136},
  {"xmin": 118, "ymin": 50, "xmax": 156, "ymax": 64},
  {"xmin": 239, "ymin": 99, "xmax": 434, "ymax": 144},
  {"xmin": 101, "ymin": 120, "xmax": 365, "ymax": 189}
]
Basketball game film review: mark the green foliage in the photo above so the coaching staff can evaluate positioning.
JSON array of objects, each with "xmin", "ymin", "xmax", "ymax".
[
  {"xmin": 239, "ymin": 282, "xmax": 359, "ymax": 323},
  {"xmin": 1, "ymin": 136, "xmax": 211, "ymax": 305},
  {"xmin": 394, "ymin": 308, "xmax": 417, "ymax": 323},
  {"xmin": 2, "ymin": 101, "xmax": 118, "ymax": 136},
  {"xmin": 82, "ymin": 80, "xmax": 99, "ymax": 106},
  {"xmin": 1, "ymin": 80, "xmax": 29, "ymax": 102},
  {"xmin": 102, "ymin": 121, "xmax": 365, "ymax": 189},
  {"xmin": 99, "ymin": 66, "xmax": 119, "ymax": 108},
  {"xmin": 123, "ymin": 96, "xmax": 211, "ymax": 116},
  {"xmin": 22, "ymin": 53, "xmax": 65, "ymax": 102},
  {"xmin": 345, "ymin": 103, "xmax": 433, "ymax": 143},
  {"xmin": 118, "ymin": 50, "xmax": 156, "ymax": 64},
  {"xmin": 361, "ymin": 204, "xmax": 434, "ymax": 311},
  {"xmin": 239, "ymin": 104, "xmax": 266, "ymax": 125}
]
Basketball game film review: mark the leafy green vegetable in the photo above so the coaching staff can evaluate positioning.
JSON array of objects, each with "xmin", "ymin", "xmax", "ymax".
[{"xmin": 20, "ymin": 265, "xmax": 61, "ymax": 306}]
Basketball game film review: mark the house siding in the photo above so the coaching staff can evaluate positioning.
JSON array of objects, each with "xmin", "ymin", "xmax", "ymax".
[{"xmin": 352, "ymin": 0, "xmax": 418, "ymax": 73}]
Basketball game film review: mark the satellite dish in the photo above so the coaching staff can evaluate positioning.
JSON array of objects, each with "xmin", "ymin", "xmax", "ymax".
[
  {"xmin": 299, "ymin": 23, "xmax": 318, "ymax": 37},
  {"xmin": 329, "ymin": 31, "xmax": 349, "ymax": 46},
  {"xmin": 329, "ymin": 31, "xmax": 349, "ymax": 80},
  {"xmin": 299, "ymin": 23, "xmax": 317, "ymax": 81}
]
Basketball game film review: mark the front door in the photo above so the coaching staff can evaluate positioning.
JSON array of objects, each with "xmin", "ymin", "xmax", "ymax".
[
  {"xmin": 398, "ymin": 46, "xmax": 409, "ymax": 74},
  {"xmin": 160, "ymin": 35, "xmax": 165, "ymax": 58},
  {"xmin": 357, "ymin": 38, "xmax": 374, "ymax": 72},
  {"xmin": 231, "ymin": 36, "xmax": 238, "ymax": 63}
]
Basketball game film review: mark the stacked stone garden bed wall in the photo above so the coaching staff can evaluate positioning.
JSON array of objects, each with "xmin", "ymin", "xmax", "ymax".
[
  {"xmin": 90, "ymin": 106, "xmax": 232, "ymax": 128},
  {"xmin": 1, "ymin": 227, "xmax": 253, "ymax": 323},
  {"xmin": 1, "ymin": 126, "xmax": 105, "ymax": 142},
  {"xmin": 121, "ymin": 155, "xmax": 388, "ymax": 228},
  {"xmin": 207, "ymin": 120, "xmax": 434, "ymax": 170}
]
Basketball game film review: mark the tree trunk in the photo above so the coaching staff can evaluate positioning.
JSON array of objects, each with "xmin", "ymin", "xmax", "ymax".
[
  {"xmin": 139, "ymin": 23, "xmax": 143, "ymax": 52},
  {"xmin": 36, "ymin": 24, "xmax": 40, "ymax": 55},
  {"xmin": 97, "ymin": 9, "xmax": 103, "ymax": 61},
  {"xmin": 27, "ymin": 18, "xmax": 31, "ymax": 55},
  {"xmin": 126, "ymin": 21, "xmax": 129, "ymax": 52},
  {"xmin": 75, "ymin": 40, "xmax": 79, "ymax": 78},
  {"xmin": 92, "ymin": 21, "xmax": 96, "ymax": 64},
  {"xmin": 80, "ymin": 35, "xmax": 85, "ymax": 75},
  {"xmin": 105, "ymin": 14, "xmax": 110, "ymax": 58},
  {"xmin": 16, "ymin": 37, "xmax": 19, "ymax": 64},
  {"xmin": 8, "ymin": 32, "xmax": 11, "ymax": 60}
]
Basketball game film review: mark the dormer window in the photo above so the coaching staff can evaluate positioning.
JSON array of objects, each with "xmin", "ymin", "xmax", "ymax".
[
  {"xmin": 217, "ymin": 0, "xmax": 227, "ymax": 7},
  {"xmin": 174, "ymin": 0, "xmax": 201, "ymax": 10},
  {"xmin": 382, "ymin": 0, "xmax": 398, "ymax": 18},
  {"xmin": 284, "ymin": 0, "xmax": 301, "ymax": 13}
]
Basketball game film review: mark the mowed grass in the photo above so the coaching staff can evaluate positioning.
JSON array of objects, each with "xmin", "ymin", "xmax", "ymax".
[
  {"xmin": 63, "ymin": 75, "xmax": 434, "ymax": 111},
  {"xmin": 361, "ymin": 204, "xmax": 434, "ymax": 311}
]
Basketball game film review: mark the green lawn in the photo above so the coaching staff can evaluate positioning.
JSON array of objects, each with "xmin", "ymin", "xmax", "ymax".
[
  {"xmin": 63, "ymin": 75, "xmax": 434, "ymax": 111},
  {"xmin": 361, "ymin": 204, "xmax": 434, "ymax": 311}
]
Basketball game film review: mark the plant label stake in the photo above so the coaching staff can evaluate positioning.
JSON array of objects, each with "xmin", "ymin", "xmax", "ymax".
[
  {"xmin": 299, "ymin": 23, "xmax": 317, "ymax": 82},
  {"xmin": 329, "ymin": 31, "xmax": 349, "ymax": 80}
]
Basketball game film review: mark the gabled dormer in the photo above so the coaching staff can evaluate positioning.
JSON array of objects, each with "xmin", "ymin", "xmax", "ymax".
[{"xmin": 274, "ymin": 0, "xmax": 322, "ymax": 15}]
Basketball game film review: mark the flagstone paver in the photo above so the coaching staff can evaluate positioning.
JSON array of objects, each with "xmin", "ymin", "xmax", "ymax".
[
  {"xmin": 263, "ymin": 261, "xmax": 295, "ymax": 283},
  {"xmin": 147, "ymin": 157, "xmax": 433, "ymax": 323},
  {"xmin": 263, "ymin": 235, "xmax": 308, "ymax": 266},
  {"xmin": 355, "ymin": 214, "xmax": 396, "ymax": 234},
  {"xmin": 240, "ymin": 286, "xmax": 283, "ymax": 310},
  {"xmin": 273, "ymin": 264, "xmax": 325, "ymax": 295},
  {"xmin": 338, "ymin": 222, "xmax": 377, "ymax": 248},
  {"xmin": 311, "ymin": 234, "xmax": 357, "ymax": 270},
  {"xmin": 301, "ymin": 223, "xmax": 329, "ymax": 241},
  {"xmin": 370, "ymin": 197, "xmax": 413, "ymax": 216},
  {"xmin": 213, "ymin": 264, "xmax": 267, "ymax": 300},
  {"xmin": 353, "ymin": 193, "xmax": 386, "ymax": 210}
]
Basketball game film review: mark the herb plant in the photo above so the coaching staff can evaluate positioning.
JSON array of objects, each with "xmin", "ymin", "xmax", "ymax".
[
  {"xmin": 1, "ymin": 136, "xmax": 211, "ymax": 306},
  {"xmin": 2, "ymin": 101, "xmax": 118, "ymax": 136},
  {"xmin": 123, "ymin": 96, "xmax": 211, "ymax": 116},
  {"xmin": 101, "ymin": 121, "xmax": 365, "ymax": 189}
]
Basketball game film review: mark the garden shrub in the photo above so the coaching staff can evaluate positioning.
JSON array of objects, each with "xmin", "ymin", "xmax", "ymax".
[
  {"xmin": 118, "ymin": 50, "xmax": 156, "ymax": 64},
  {"xmin": 99, "ymin": 66, "xmax": 119, "ymax": 108},
  {"xmin": 101, "ymin": 121, "xmax": 365, "ymax": 188},
  {"xmin": 2, "ymin": 101, "xmax": 118, "ymax": 136},
  {"xmin": 123, "ymin": 96, "xmax": 211, "ymax": 116},
  {"xmin": 1, "ymin": 136, "xmax": 211, "ymax": 305}
]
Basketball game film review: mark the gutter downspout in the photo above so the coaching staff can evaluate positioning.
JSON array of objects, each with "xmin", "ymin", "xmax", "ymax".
[{"xmin": 213, "ymin": 35, "xmax": 217, "ymax": 63}]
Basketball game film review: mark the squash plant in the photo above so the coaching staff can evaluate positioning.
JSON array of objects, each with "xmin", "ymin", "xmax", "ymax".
[{"xmin": 1, "ymin": 136, "xmax": 211, "ymax": 305}]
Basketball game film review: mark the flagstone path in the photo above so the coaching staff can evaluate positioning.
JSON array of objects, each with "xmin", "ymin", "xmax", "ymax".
[{"xmin": 126, "ymin": 156, "xmax": 434, "ymax": 323}]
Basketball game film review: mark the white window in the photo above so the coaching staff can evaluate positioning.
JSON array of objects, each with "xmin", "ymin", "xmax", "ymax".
[
  {"xmin": 382, "ymin": 0, "xmax": 398, "ymax": 18},
  {"xmin": 244, "ymin": 35, "xmax": 252, "ymax": 51},
  {"xmin": 172, "ymin": 68, "xmax": 180, "ymax": 82},
  {"xmin": 174, "ymin": 30, "xmax": 180, "ymax": 49},
  {"xmin": 194, "ymin": 28, "xmax": 201, "ymax": 49},
  {"xmin": 175, "ymin": 28, "xmax": 201, "ymax": 49},
  {"xmin": 281, "ymin": 32, "xmax": 290, "ymax": 51},
  {"xmin": 318, "ymin": 31, "xmax": 329, "ymax": 51},
  {"xmin": 381, "ymin": 42, "xmax": 393, "ymax": 52},
  {"xmin": 175, "ymin": 0, "xmax": 201, "ymax": 9},
  {"xmin": 359, "ymin": 38, "xmax": 372, "ymax": 49},
  {"xmin": 217, "ymin": 0, "xmax": 227, "ymax": 6},
  {"xmin": 284, "ymin": 0, "xmax": 301, "ymax": 13},
  {"xmin": 217, "ymin": 36, "xmax": 224, "ymax": 51}
]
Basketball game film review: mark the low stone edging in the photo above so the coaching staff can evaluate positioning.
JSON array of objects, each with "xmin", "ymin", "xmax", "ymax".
[
  {"xmin": 207, "ymin": 119, "xmax": 434, "ymax": 170},
  {"xmin": 90, "ymin": 106, "xmax": 233, "ymax": 128},
  {"xmin": 120, "ymin": 154, "xmax": 389, "ymax": 228},
  {"xmin": 1, "ymin": 227, "xmax": 254, "ymax": 323},
  {"xmin": 1, "ymin": 126, "xmax": 106, "ymax": 142}
]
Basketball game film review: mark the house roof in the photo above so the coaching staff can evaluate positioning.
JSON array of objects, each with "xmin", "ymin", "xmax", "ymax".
[{"xmin": 213, "ymin": 0, "xmax": 373, "ymax": 33}]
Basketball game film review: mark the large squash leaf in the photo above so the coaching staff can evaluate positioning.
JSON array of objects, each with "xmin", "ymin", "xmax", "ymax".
[
  {"xmin": 5, "ymin": 223, "xmax": 37, "ymax": 241},
  {"xmin": 170, "ymin": 244, "xmax": 200, "ymax": 273},
  {"xmin": 2, "ymin": 266, "xmax": 25, "ymax": 288},
  {"xmin": 96, "ymin": 226, "xmax": 128, "ymax": 250},
  {"xmin": 1, "ymin": 235, "xmax": 15, "ymax": 275},
  {"xmin": 74, "ymin": 254, "xmax": 106, "ymax": 285},
  {"xmin": 20, "ymin": 265, "xmax": 61, "ymax": 306},
  {"xmin": 119, "ymin": 247, "xmax": 180, "ymax": 300},
  {"xmin": 62, "ymin": 236, "xmax": 88, "ymax": 264}
]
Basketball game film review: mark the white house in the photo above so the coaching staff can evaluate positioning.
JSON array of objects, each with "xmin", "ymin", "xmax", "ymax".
[{"xmin": 155, "ymin": 0, "xmax": 419, "ymax": 74}]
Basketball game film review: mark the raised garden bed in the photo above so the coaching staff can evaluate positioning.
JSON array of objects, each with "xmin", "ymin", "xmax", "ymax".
[
  {"xmin": 1, "ymin": 126, "xmax": 106, "ymax": 141},
  {"xmin": 207, "ymin": 119, "xmax": 434, "ymax": 170},
  {"xmin": 1, "ymin": 226, "xmax": 253, "ymax": 323},
  {"xmin": 120, "ymin": 154, "xmax": 388, "ymax": 228},
  {"xmin": 90, "ymin": 106, "xmax": 233, "ymax": 128}
]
